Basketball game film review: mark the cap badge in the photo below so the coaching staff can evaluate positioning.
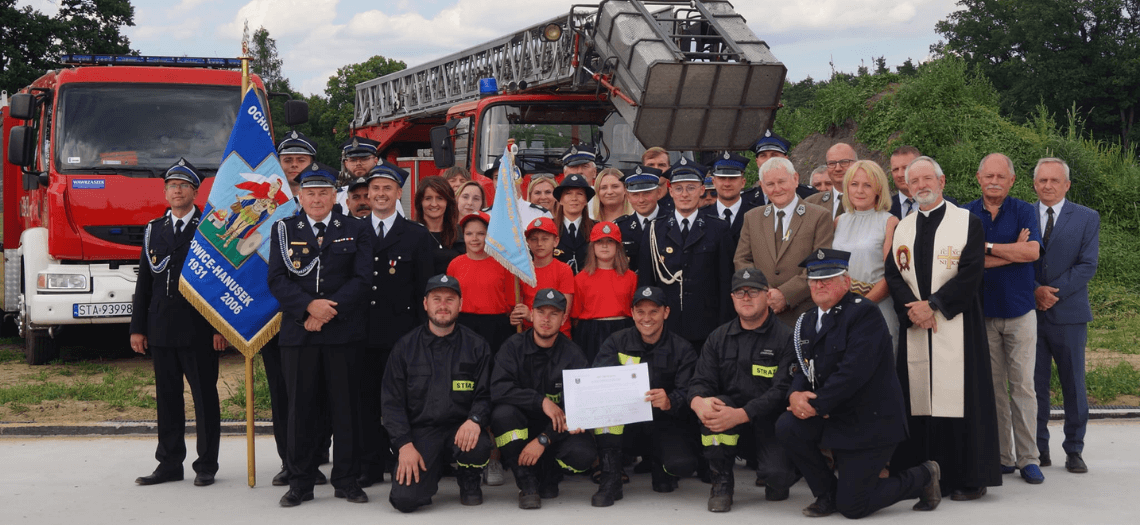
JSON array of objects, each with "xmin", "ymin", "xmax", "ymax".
[
  {"xmin": 178, "ymin": 159, "xmax": 186, "ymax": 166},
  {"xmin": 602, "ymin": 225, "xmax": 611, "ymax": 234},
  {"xmin": 352, "ymin": 138, "xmax": 360, "ymax": 148},
  {"xmin": 743, "ymin": 270, "xmax": 750, "ymax": 279},
  {"xmin": 546, "ymin": 290, "xmax": 555, "ymax": 299},
  {"xmin": 764, "ymin": 130, "xmax": 772, "ymax": 137},
  {"xmin": 723, "ymin": 152, "xmax": 730, "ymax": 160},
  {"xmin": 642, "ymin": 288, "xmax": 652, "ymax": 297},
  {"xmin": 570, "ymin": 146, "xmax": 578, "ymax": 155},
  {"xmin": 680, "ymin": 157, "xmax": 687, "ymax": 165},
  {"xmin": 817, "ymin": 249, "xmax": 825, "ymax": 260},
  {"xmin": 534, "ymin": 219, "xmax": 542, "ymax": 226},
  {"xmin": 441, "ymin": 275, "xmax": 449, "ymax": 283},
  {"xmin": 635, "ymin": 166, "xmax": 642, "ymax": 174},
  {"xmin": 290, "ymin": 131, "xmax": 299, "ymax": 139}
]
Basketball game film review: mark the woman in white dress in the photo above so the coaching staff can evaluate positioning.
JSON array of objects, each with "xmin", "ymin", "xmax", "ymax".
[{"xmin": 832, "ymin": 160, "xmax": 901, "ymax": 352}]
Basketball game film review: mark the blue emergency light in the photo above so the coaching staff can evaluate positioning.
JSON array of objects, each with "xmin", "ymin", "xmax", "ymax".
[{"xmin": 59, "ymin": 54, "xmax": 244, "ymax": 69}]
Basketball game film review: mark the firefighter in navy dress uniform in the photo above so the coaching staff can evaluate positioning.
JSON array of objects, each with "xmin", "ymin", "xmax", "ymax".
[
  {"xmin": 268, "ymin": 162, "xmax": 373, "ymax": 507},
  {"xmin": 698, "ymin": 152, "xmax": 757, "ymax": 242},
  {"xmin": 358, "ymin": 159, "xmax": 435, "ymax": 487},
  {"xmin": 131, "ymin": 158, "xmax": 227, "ymax": 487},
  {"xmin": 776, "ymin": 249, "xmax": 941, "ymax": 518},
  {"xmin": 614, "ymin": 165, "xmax": 666, "ymax": 273},
  {"xmin": 553, "ymin": 173, "xmax": 595, "ymax": 274},
  {"xmin": 741, "ymin": 130, "xmax": 818, "ymax": 208},
  {"xmin": 638, "ymin": 157, "xmax": 735, "ymax": 350}
]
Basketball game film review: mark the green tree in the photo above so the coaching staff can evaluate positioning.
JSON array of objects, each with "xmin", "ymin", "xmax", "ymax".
[
  {"xmin": 55, "ymin": 0, "xmax": 135, "ymax": 55},
  {"xmin": 896, "ymin": 58, "xmax": 918, "ymax": 76},
  {"xmin": 321, "ymin": 55, "xmax": 406, "ymax": 150},
  {"xmin": 0, "ymin": 0, "xmax": 59, "ymax": 94},
  {"xmin": 936, "ymin": 0, "xmax": 1140, "ymax": 151},
  {"xmin": 245, "ymin": 24, "xmax": 288, "ymax": 92}
]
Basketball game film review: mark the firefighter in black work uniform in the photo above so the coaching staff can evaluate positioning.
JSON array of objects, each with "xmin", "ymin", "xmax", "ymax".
[
  {"xmin": 131, "ymin": 158, "xmax": 226, "ymax": 488},
  {"xmin": 590, "ymin": 286, "xmax": 700, "ymax": 507},
  {"xmin": 688, "ymin": 267, "xmax": 798, "ymax": 513},
  {"xmin": 358, "ymin": 159, "xmax": 435, "ymax": 487},
  {"xmin": 268, "ymin": 162, "xmax": 373, "ymax": 507},
  {"xmin": 382, "ymin": 274, "xmax": 494, "ymax": 512},
  {"xmin": 491, "ymin": 289, "xmax": 597, "ymax": 509}
]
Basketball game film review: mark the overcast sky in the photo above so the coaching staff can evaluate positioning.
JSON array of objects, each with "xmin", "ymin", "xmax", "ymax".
[{"xmin": 21, "ymin": 0, "xmax": 962, "ymax": 96}]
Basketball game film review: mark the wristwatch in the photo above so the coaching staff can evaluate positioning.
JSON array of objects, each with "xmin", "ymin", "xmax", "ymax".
[
  {"xmin": 468, "ymin": 414, "xmax": 482, "ymax": 425},
  {"xmin": 537, "ymin": 433, "xmax": 551, "ymax": 446},
  {"xmin": 986, "ymin": 242, "xmax": 994, "ymax": 255}
]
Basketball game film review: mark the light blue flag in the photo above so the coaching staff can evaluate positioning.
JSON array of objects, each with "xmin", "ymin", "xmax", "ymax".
[
  {"xmin": 485, "ymin": 145, "xmax": 537, "ymax": 287},
  {"xmin": 178, "ymin": 89, "xmax": 297, "ymax": 355}
]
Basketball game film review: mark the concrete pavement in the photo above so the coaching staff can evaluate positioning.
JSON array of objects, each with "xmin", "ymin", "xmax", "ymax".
[{"xmin": 2, "ymin": 420, "xmax": 1138, "ymax": 524}]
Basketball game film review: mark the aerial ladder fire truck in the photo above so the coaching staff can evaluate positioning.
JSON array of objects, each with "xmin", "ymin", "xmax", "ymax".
[{"xmin": 351, "ymin": 0, "xmax": 787, "ymax": 209}]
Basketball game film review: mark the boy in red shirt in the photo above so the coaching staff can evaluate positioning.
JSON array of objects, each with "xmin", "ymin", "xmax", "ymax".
[{"xmin": 510, "ymin": 217, "xmax": 575, "ymax": 337}]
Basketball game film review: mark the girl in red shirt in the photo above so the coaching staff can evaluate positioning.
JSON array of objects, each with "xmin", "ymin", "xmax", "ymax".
[
  {"xmin": 571, "ymin": 221, "xmax": 637, "ymax": 362},
  {"xmin": 509, "ymin": 217, "xmax": 575, "ymax": 337},
  {"xmin": 446, "ymin": 212, "xmax": 514, "ymax": 352}
]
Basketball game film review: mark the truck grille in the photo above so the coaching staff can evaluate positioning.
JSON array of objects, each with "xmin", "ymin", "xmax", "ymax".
[{"xmin": 85, "ymin": 226, "xmax": 147, "ymax": 247}]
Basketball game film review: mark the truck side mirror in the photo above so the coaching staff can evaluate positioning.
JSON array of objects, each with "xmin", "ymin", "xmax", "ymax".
[
  {"xmin": 283, "ymin": 100, "xmax": 309, "ymax": 126},
  {"xmin": 8, "ymin": 126, "xmax": 36, "ymax": 167},
  {"xmin": 9, "ymin": 93, "xmax": 36, "ymax": 120},
  {"xmin": 430, "ymin": 126, "xmax": 455, "ymax": 169}
]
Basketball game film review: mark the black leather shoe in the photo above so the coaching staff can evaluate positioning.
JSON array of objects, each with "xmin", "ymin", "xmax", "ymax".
[
  {"xmin": 135, "ymin": 469, "xmax": 183, "ymax": 485},
  {"xmin": 279, "ymin": 488, "xmax": 314, "ymax": 507},
  {"xmin": 803, "ymin": 493, "xmax": 836, "ymax": 517},
  {"xmin": 334, "ymin": 484, "xmax": 369, "ymax": 503},
  {"xmin": 950, "ymin": 486, "xmax": 987, "ymax": 501},
  {"xmin": 913, "ymin": 461, "xmax": 941, "ymax": 511},
  {"xmin": 357, "ymin": 472, "xmax": 383, "ymax": 487},
  {"xmin": 765, "ymin": 485, "xmax": 789, "ymax": 501},
  {"xmin": 1039, "ymin": 452, "xmax": 1051, "ymax": 467},
  {"xmin": 193, "ymin": 473, "xmax": 215, "ymax": 486},
  {"xmin": 314, "ymin": 469, "xmax": 328, "ymax": 485},
  {"xmin": 272, "ymin": 467, "xmax": 290, "ymax": 486},
  {"xmin": 1065, "ymin": 452, "xmax": 1088, "ymax": 473}
]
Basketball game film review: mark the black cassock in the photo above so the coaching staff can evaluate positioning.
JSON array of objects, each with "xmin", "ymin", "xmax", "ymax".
[{"xmin": 883, "ymin": 203, "xmax": 1002, "ymax": 495}]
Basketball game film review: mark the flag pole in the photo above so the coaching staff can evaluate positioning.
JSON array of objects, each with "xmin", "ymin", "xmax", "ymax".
[{"xmin": 239, "ymin": 38, "xmax": 256, "ymax": 489}]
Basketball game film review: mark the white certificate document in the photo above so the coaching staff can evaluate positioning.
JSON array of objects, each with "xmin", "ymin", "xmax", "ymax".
[{"xmin": 563, "ymin": 364, "xmax": 653, "ymax": 430}]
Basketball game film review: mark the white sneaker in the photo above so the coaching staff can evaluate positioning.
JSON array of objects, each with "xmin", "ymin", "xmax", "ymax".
[{"xmin": 483, "ymin": 459, "xmax": 505, "ymax": 486}]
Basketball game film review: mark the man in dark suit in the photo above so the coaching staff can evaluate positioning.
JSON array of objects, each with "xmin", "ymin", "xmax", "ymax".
[
  {"xmin": 777, "ymin": 249, "xmax": 941, "ymax": 518},
  {"xmin": 268, "ymin": 162, "xmax": 373, "ymax": 507},
  {"xmin": 639, "ymin": 157, "xmax": 735, "ymax": 350},
  {"xmin": 615, "ymin": 165, "xmax": 666, "ymax": 272},
  {"xmin": 1032, "ymin": 158, "xmax": 1099, "ymax": 473},
  {"xmin": 131, "ymin": 159, "xmax": 226, "ymax": 487},
  {"xmin": 741, "ymin": 130, "xmax": 817, "ymax": 208},
  {"xmin": 358, "ymin": 160, "xmax": 435, "ymax": 487},
  {"xmin": 698, "ymin": 152, "xmax": 756, "ymax": 242}
]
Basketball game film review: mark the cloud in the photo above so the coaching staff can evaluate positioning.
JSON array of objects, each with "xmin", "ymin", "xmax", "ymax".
[{"xmin": 219, "ymin": 0, "xmax": 340, "ymax": 40}]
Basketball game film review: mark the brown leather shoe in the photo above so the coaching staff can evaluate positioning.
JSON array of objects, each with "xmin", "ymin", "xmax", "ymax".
[{"xmin": 913, "ymin": 461, "xmax": 941, "ymax": 511}]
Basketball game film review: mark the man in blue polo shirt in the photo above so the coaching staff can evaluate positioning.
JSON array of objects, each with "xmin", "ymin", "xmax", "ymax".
[{"xmin": 965, "ymin": 153, "xmax": 1044, "ymax": 485}]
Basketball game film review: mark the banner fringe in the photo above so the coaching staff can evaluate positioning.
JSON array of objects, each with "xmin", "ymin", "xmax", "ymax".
[
  {"xmin": 179, "ymin": 276, "xmax": 279, "ymax": 358},
  {"xmin": 488, "ymin": 250, "xmax": 537, "ymax": 288}
]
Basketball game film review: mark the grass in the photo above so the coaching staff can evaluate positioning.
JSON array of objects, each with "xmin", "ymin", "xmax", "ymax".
[
  {"xmin": 0, "ymin": 366, "xmax": 156, "ymax": 410},
  {"xmin": 0, "ymin": 347, "xmax": 22, "ymax": 363},
  {"xmin": 220, "ymin": 354, "xmax": 272, "ymax": 420}
]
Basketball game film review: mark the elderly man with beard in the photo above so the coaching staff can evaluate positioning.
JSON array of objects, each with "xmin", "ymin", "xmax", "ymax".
[{"xmin": 381, "ymin": 274, "xmax": 494, "ymax": 512}]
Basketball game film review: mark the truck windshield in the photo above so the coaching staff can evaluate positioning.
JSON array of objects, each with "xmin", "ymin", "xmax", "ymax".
[
  {"xmin": 478, "ymin": 103, "xmax": 648, "ymax": 176},
  {"xmin": 54, "ymin": 84, "xmax": 241, "ymax": 176}
]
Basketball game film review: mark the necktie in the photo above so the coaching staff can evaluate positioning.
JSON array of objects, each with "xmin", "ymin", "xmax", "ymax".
[
  {"xmin": 724, "ymin": 209, "xmax": 733, "ymax": 225},
  {"xmin": 816, "ymin": 310, "xmax": 824, "ymax": 332},
  {"xmin": 776, "ymin": 210, "xmax": 786, "ymax": 247},
  {"xmin": 835, "ymin": 193, "xmax": 844, "ymax": 218},
  {"xmin": 377, "ymin": 221, "xmax": 385, "ymax": 239},
  {"xmin": 905, "ymin": 197, "xmax": 916, "ymax": 216},
  {"xmin": 174, "ymin": 219, "xmax": 184, "ymax": 235},
  {"xmin": 1043, "ymin": 207, "xmax": 1054, "ymax": 246},
  {"xmin": 314, "ymin": 222, "xmax": 326, "ymax": 245},
  {"xmin": 568, "ymin": 223, "xmax": 577, "ymax": 240},
  {"xmin": 642, "ymin": 218, "xmax": 650, "ymax": 230}
]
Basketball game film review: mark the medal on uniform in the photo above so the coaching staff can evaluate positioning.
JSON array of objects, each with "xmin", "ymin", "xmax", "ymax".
[
  {"xmin": 302, "ymin": 248, "xmax": 309, "ymax": 255},
  {"xmin": 293, "ymin": 260, "xmax": 301, "ymax": 269},
  {"xmin": 151, "ymin": 256, "xmax": 157, "ymax": 264},
  {"xmin": 666, "ymin": 247, "xmax": 673, "ymax": 254},
  {"xmin": 288, "ymin": 248, "xmax": 294, "ymax": 256},
  {"xmin": 390, "ymin": 259, "xmax": 397, "ymax": 274}
]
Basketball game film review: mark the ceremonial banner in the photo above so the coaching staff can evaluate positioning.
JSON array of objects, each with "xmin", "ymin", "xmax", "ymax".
[
  {"xmin": 179, "ymin": 89, "xmax": 296, "ymax": 356},
  {"xmin": 484, "ymin": 144, "xmax": 536, "ymax": 287}
]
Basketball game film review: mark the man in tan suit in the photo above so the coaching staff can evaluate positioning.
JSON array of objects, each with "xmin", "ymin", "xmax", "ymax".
[
  {"xmin": 735, "ymin": 158, "xmax": 834, "ymax": 327},
  {"xmin": 805, "ymin": 143, "xmax": 858, "ymax": 219}
]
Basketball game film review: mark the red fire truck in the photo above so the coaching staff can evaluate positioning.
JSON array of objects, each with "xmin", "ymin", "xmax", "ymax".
[
  {"xmin": 1, "ymin": 55, "xmax": 294, "ymax": 364},
  {"xmin": 352, "ymin": 0, "xmax": 786, "ymax": 210}
]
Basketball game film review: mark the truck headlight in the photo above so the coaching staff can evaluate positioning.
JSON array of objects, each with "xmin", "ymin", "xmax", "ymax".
[{"xmin": 37, "ymin": 273, "xmax": 89, "ymax": 291}]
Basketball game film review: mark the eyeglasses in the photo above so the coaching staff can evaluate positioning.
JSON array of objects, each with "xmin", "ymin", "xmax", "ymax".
[
  {"xmin": 165, "ymin": 182, "xmax": 193, "ymax": 190},
  {"xmin": 731, "ymin": 288, "xmax": 765, "ymax": 299},
  {"xmin": 826, "ymin": 159, "xmax": 855, "ymax": 169},
  {"xmin": 672, "ymin": 184, "xmax": 702, "ymax": 194}
]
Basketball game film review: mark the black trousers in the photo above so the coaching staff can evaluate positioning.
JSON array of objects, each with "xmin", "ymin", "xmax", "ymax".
[
  {"xmin": 281, "ymin": 343, "xmax": 361, "ymax": 491},
  {"xmin": 263, "ymin": 338, "xmax": 334, "ymax": 469},
  {"xmin": 698, "ymin": 398, "xmax": 796, "ymax": 489},
  {"xmin": 777, "ymin": 412, "xmax": 929, "ymax": 519},
  {"xmin": 359, "ymin": 344, "xmax": 394, "ymax": 478},
  {"xmin": 151, "ymin": 344, "xmax": 220, "ymax": 475},
  {"xmin": 595, "ymin": 416, "xmax": 698, "ymax": 477},
  {"xmin": 389, "ymin": 424, "xmax": 493, "ymax": 512},
  {"xmin": 490, "ymin": 404, "xmax": 596, "ymax": 477}
]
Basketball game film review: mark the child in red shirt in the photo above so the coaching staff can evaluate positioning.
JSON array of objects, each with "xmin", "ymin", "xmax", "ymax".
[
  {"xmin": 509, "ymin": 217, "xmax": 575, "ymax": 337},
  {"xmin": 572, "ymin": 221, "xmax": 637, "ymax": 362},
  {"xmin": 447, "ymin": 212, "xmax": 514, "ymax": 351}
]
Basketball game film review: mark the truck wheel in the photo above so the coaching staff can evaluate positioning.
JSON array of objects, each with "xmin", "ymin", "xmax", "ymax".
[{"xmin": 24, "ymin": 320, "xmax": 59, "ymax": 365}]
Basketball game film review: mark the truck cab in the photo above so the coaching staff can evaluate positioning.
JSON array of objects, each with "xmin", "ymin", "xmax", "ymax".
[{"xmin": 3, "ymin": 55, "xmax": 267, "ymax": 364}]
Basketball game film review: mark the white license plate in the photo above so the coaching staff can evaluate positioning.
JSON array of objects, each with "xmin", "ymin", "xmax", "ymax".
[{"xmin": 73, "ymin": 302, "xmax": 133, "ymax": 318}]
